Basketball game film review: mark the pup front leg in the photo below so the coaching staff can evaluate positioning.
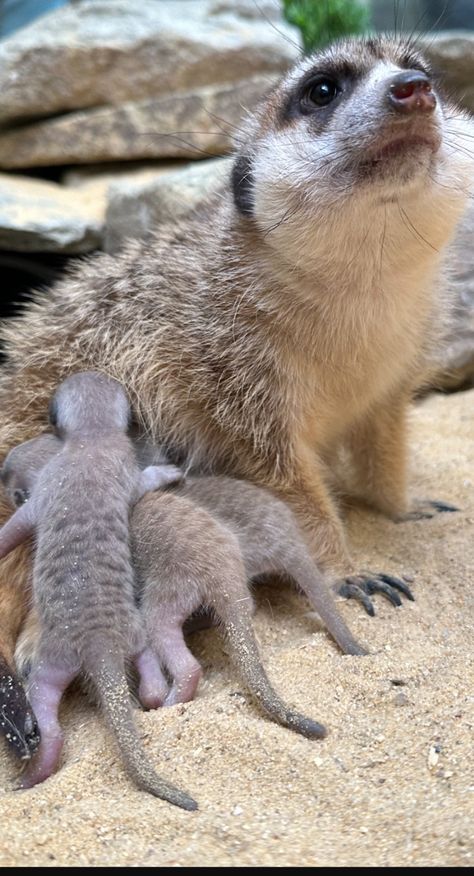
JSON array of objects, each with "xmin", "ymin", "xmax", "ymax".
[{"xmin": 134, "ymin": 464, "xmax": 183, "ymax": 501}]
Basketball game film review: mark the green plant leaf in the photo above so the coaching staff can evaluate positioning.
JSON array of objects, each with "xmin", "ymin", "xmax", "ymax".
[{"xmin": 282, "ymin": 0, "xmax": 371, "ymax": 52}]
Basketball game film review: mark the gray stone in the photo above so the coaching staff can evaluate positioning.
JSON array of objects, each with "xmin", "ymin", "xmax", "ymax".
[
  {"xmin": 104, "ymin": 157, "xmax": 231, "ymax": 252},
  {"xmin": 62, "ymin": 161, "xmax": 187, "ymax": 190},
  {"xmin": 0, "ymin": 0, "xmax": 299, "ymax": 126},
  {"xmin": 435, "ymin": 200, "xmax": 474, "ymax": 390},
  {"xmin": 0, "ymin": 172, "xmax": 105, "ymax": 252},
  {"xmin": 0, "ymin": 77, "xmax": 274, "ymax": 169},
  {"xmin": 419, "ymin": 31, "xmax": 474, "ymax": 113}
]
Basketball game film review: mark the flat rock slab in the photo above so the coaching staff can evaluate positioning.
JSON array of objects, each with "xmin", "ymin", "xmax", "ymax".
[
  {"xmin": 104, "ymin": 157, "xmax": 231, "ymax": 252},
  {"xmin": 0, "ymin": 77, "xmax": 274, "ymax": 169},
  {"xmin": 0, "ymin": 173, "xmax": 105, "ymax": 252},
  {"xmin": 0, "ymin": 0, "xmax": 299, "ymax": 126}
]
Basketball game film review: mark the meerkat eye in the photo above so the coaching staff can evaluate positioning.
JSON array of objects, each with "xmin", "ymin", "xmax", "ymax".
[{"xmin": 301, "ymin": 77, "xmax": 341, "ymax": 110}]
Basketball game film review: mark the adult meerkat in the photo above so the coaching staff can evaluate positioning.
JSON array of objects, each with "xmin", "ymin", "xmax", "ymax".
[
  {"xmin": 0, "ymin": 374, "xmax": 196, "ymax": 809},
  {"xmin": 0, "ymin": 36, "xmax": 472, "ymax": 754}
]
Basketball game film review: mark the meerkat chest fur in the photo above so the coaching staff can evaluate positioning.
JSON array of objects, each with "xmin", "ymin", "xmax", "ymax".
[{"xmin": 229, "ymin": 40, "xmax": 474, "ymax": 449}]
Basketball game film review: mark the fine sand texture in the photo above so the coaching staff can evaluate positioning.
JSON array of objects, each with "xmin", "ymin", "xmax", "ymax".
[{"xmin": 0, "ymin": 389, "xmax": 472, "ymax": 867}]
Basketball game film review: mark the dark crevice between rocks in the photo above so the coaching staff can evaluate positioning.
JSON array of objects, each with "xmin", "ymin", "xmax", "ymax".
[{"xmin": 0, "ymin": 250, "xmax": 84, "ymax": 358}]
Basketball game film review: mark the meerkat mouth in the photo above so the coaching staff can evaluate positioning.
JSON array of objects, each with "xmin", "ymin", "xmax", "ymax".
[{"xmin": 360, "ymin": 130, "xmax": 441, "ymax": 174}]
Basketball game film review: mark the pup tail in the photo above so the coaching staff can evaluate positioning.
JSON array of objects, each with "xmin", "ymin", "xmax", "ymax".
[{"xmin": 88, "ymin": 652, "xmax": 197, "ymax": 811}]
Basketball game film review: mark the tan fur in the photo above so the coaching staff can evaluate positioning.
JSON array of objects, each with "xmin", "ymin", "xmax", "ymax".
[{"xmin": 0, "ymin": 36, "xmax": 473, "ymax": 710}]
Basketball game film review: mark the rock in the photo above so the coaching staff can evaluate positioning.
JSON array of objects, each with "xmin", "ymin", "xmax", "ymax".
[
  {"xmin": 104, "ymin": 157, "xmax": 231, "ymax": 252},
  {"xmin": 62, "ymin": 161, "xmax": 192, "ymax": 222},
  {"xmin": 419, "ymin": 31, "xmax": 474, "ymax": 113},
  {"xmin": 0, "ymin": 173, "xmax": 105, "ymax": 252},
  {"xmin": 434, "ymin": 200, "xmax": 474, "ymax": 390},
  {"xmin": 0, "ymin": 0, "xmax": 299, "ymax": 126},
  {"xmin": 62, "ymin": 161, "xmax": 186, "ymax": 190},
  {"xmin": 209, "ymin": 0, "xmax": 283, "ymax": 20},
  {"xmin": 0, "ymin": 77, "xmax": 273, "ymax": 169}
]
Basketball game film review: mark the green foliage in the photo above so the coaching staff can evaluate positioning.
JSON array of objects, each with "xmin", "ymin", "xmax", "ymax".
[{"xmin": 282, "ymin": 0, "xmax": 371, "ymax": 52}]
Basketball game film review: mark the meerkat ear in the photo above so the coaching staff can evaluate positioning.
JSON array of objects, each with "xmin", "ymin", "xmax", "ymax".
[{"xmin": 232, "ymin": 153, "xmax": 254, "ymax": 218}]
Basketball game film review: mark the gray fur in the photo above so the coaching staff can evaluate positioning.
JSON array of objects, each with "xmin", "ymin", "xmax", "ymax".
[
  {"xmin": 132, "ymin": 489, "xmax": 328, "ymax": 739},
  {"xmin": 175, "ymin": 475, "xmax": 366, "ymax": 657},
  {"xmin": 0, "ymin": 372, "xmax": 195, "ymax": 810}
]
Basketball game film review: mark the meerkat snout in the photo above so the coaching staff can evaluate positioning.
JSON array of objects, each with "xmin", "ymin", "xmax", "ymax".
[{"xmin": 388, "ymin": 70, "xmax": 436, "ymax": 114}]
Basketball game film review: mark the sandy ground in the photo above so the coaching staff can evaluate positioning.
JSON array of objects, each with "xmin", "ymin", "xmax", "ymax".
[{"xmin": 0, "ymin": 389, "xmax": 472, "ymax": 867}]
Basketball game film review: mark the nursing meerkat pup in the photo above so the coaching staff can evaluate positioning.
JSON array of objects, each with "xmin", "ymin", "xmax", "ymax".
[
  {"xmin": 0, "ymin": 36, "xmax": 472, "ymax": 753},
  {"xmin": 8, "ymin": 436, "xmax": 349, "ymax": 739},
  {"xmin": 0, "ymin": 375, "xmax": 196, "ymax": 809},
  {"xmin": 133, "ymin": 489, "xmax": 327, "ymax": 738},
  {"xmin": 131, "ymin": 476, "xmax": 366, "ymax": 724}
]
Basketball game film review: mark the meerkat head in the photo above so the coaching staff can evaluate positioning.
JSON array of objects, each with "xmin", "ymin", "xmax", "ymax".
[
  {"xmin": 1, "ymin": 434, "xmax": 61, "ymax": 506},
  {"xmin": 49, "ymin": 371, "xmax": 131, "ymax": 437},
  {"xmin": 232, "ymin": 36, "xmax": 474, "ymax": 261}
]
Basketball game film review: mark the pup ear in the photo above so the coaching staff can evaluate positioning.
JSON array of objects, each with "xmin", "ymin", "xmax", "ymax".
[{"xmin": 231, "ymin": 152, "xmax": 254, "ymax": 218}]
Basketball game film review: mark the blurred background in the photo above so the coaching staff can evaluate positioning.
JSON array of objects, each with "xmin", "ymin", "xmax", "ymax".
[{"xmin": 0, "ymin": 0, "xmax": 472, "ymax": 388}]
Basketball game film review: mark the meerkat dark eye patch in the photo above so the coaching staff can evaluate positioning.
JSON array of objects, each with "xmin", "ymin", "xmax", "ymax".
[
  {"xmin": 232, "ymin": 153, "xmax": 254, "ymax": 218},
  {"xmin": 300, "ymin": 76, "xmax": 341, "ymax": 112},
  {"xmin": 280, "ymin": 63, "xmax": 357, "ymax": 124}
]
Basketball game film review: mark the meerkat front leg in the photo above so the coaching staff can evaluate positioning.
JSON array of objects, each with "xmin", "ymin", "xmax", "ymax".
[
  {"xmin": 338, "ymin": 394, "xmax": 461, "ymax": 613},
  {"xmin": 274, "ymin": 449, "xmax": 412, "ymax": 617},
  {"xmin": 349, "ymin": 395, "xmax": 459, "ymax": 521}
]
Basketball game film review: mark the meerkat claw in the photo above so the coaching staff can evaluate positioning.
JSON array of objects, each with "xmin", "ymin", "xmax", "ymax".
[
  {"xmin": 395, "ymin": 500, "xmax": 460, "ymax": 521},
  {"xmin": 337, "ymin": 579, "xmax": 376, "ymax": 616},
  {"xmin": 428, "ymin": 500, "xmax": 459, "ymax": 513},
  {"xmin": 377, "ymin": 573, "xmax": 414, "ymax": 601},
  {"xmin": 337, "ymin": 572, "xmax": 415, "ymax": 615}
]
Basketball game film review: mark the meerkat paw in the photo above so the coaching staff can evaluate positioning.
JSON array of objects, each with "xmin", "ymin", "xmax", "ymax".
[
  {"xmin": 0, "ymin": 658, "xmax": 40, "ymax": 759},
  {"xmin": 336, "ymin": 572, "xmax": 414, "ymax": 616},
  {"xmin": 394, "ymin": 499, "xmax": 459, "ymax": 522}
]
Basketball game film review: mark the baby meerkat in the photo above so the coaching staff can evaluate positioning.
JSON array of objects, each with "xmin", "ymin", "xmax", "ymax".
[
  {"xmin": 133, "ymin": 490, "xmax": 327, "ymax": 738},
  {"xmin": 0, "ymin": 373, "xmax": 196, "ymax": 810},
  {"xmin": 131, "ymin": 476, "xmax": 367, "ymax": 733},
  {"xmin": 0, "ymin": 36, "xmax": 472, "ymax": 753},
  {"xmin": 10, "ymin": 437, "xmax": 362, "ymax": 738}
]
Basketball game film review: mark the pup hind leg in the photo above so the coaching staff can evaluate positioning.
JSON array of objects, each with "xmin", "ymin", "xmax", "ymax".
[
  {"xmin": 156, "ymin": 617, "xmax": 203, "ymax": 707},
  {"xmin": 134, "ymin": 647, "xmax": 169, "ymax": 710},
  {"xmin": 20, "ymin": 659, "xmax": 77, "ymax": 789},
  {"xmin": 141, "ymin": 576, "xmax": 203, "ymax": 707}
]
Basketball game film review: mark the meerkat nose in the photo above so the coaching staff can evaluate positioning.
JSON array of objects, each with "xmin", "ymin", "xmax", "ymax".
[{"xmin": 388, "ymin": 70, "xmax": 436, "ymax": 114}]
